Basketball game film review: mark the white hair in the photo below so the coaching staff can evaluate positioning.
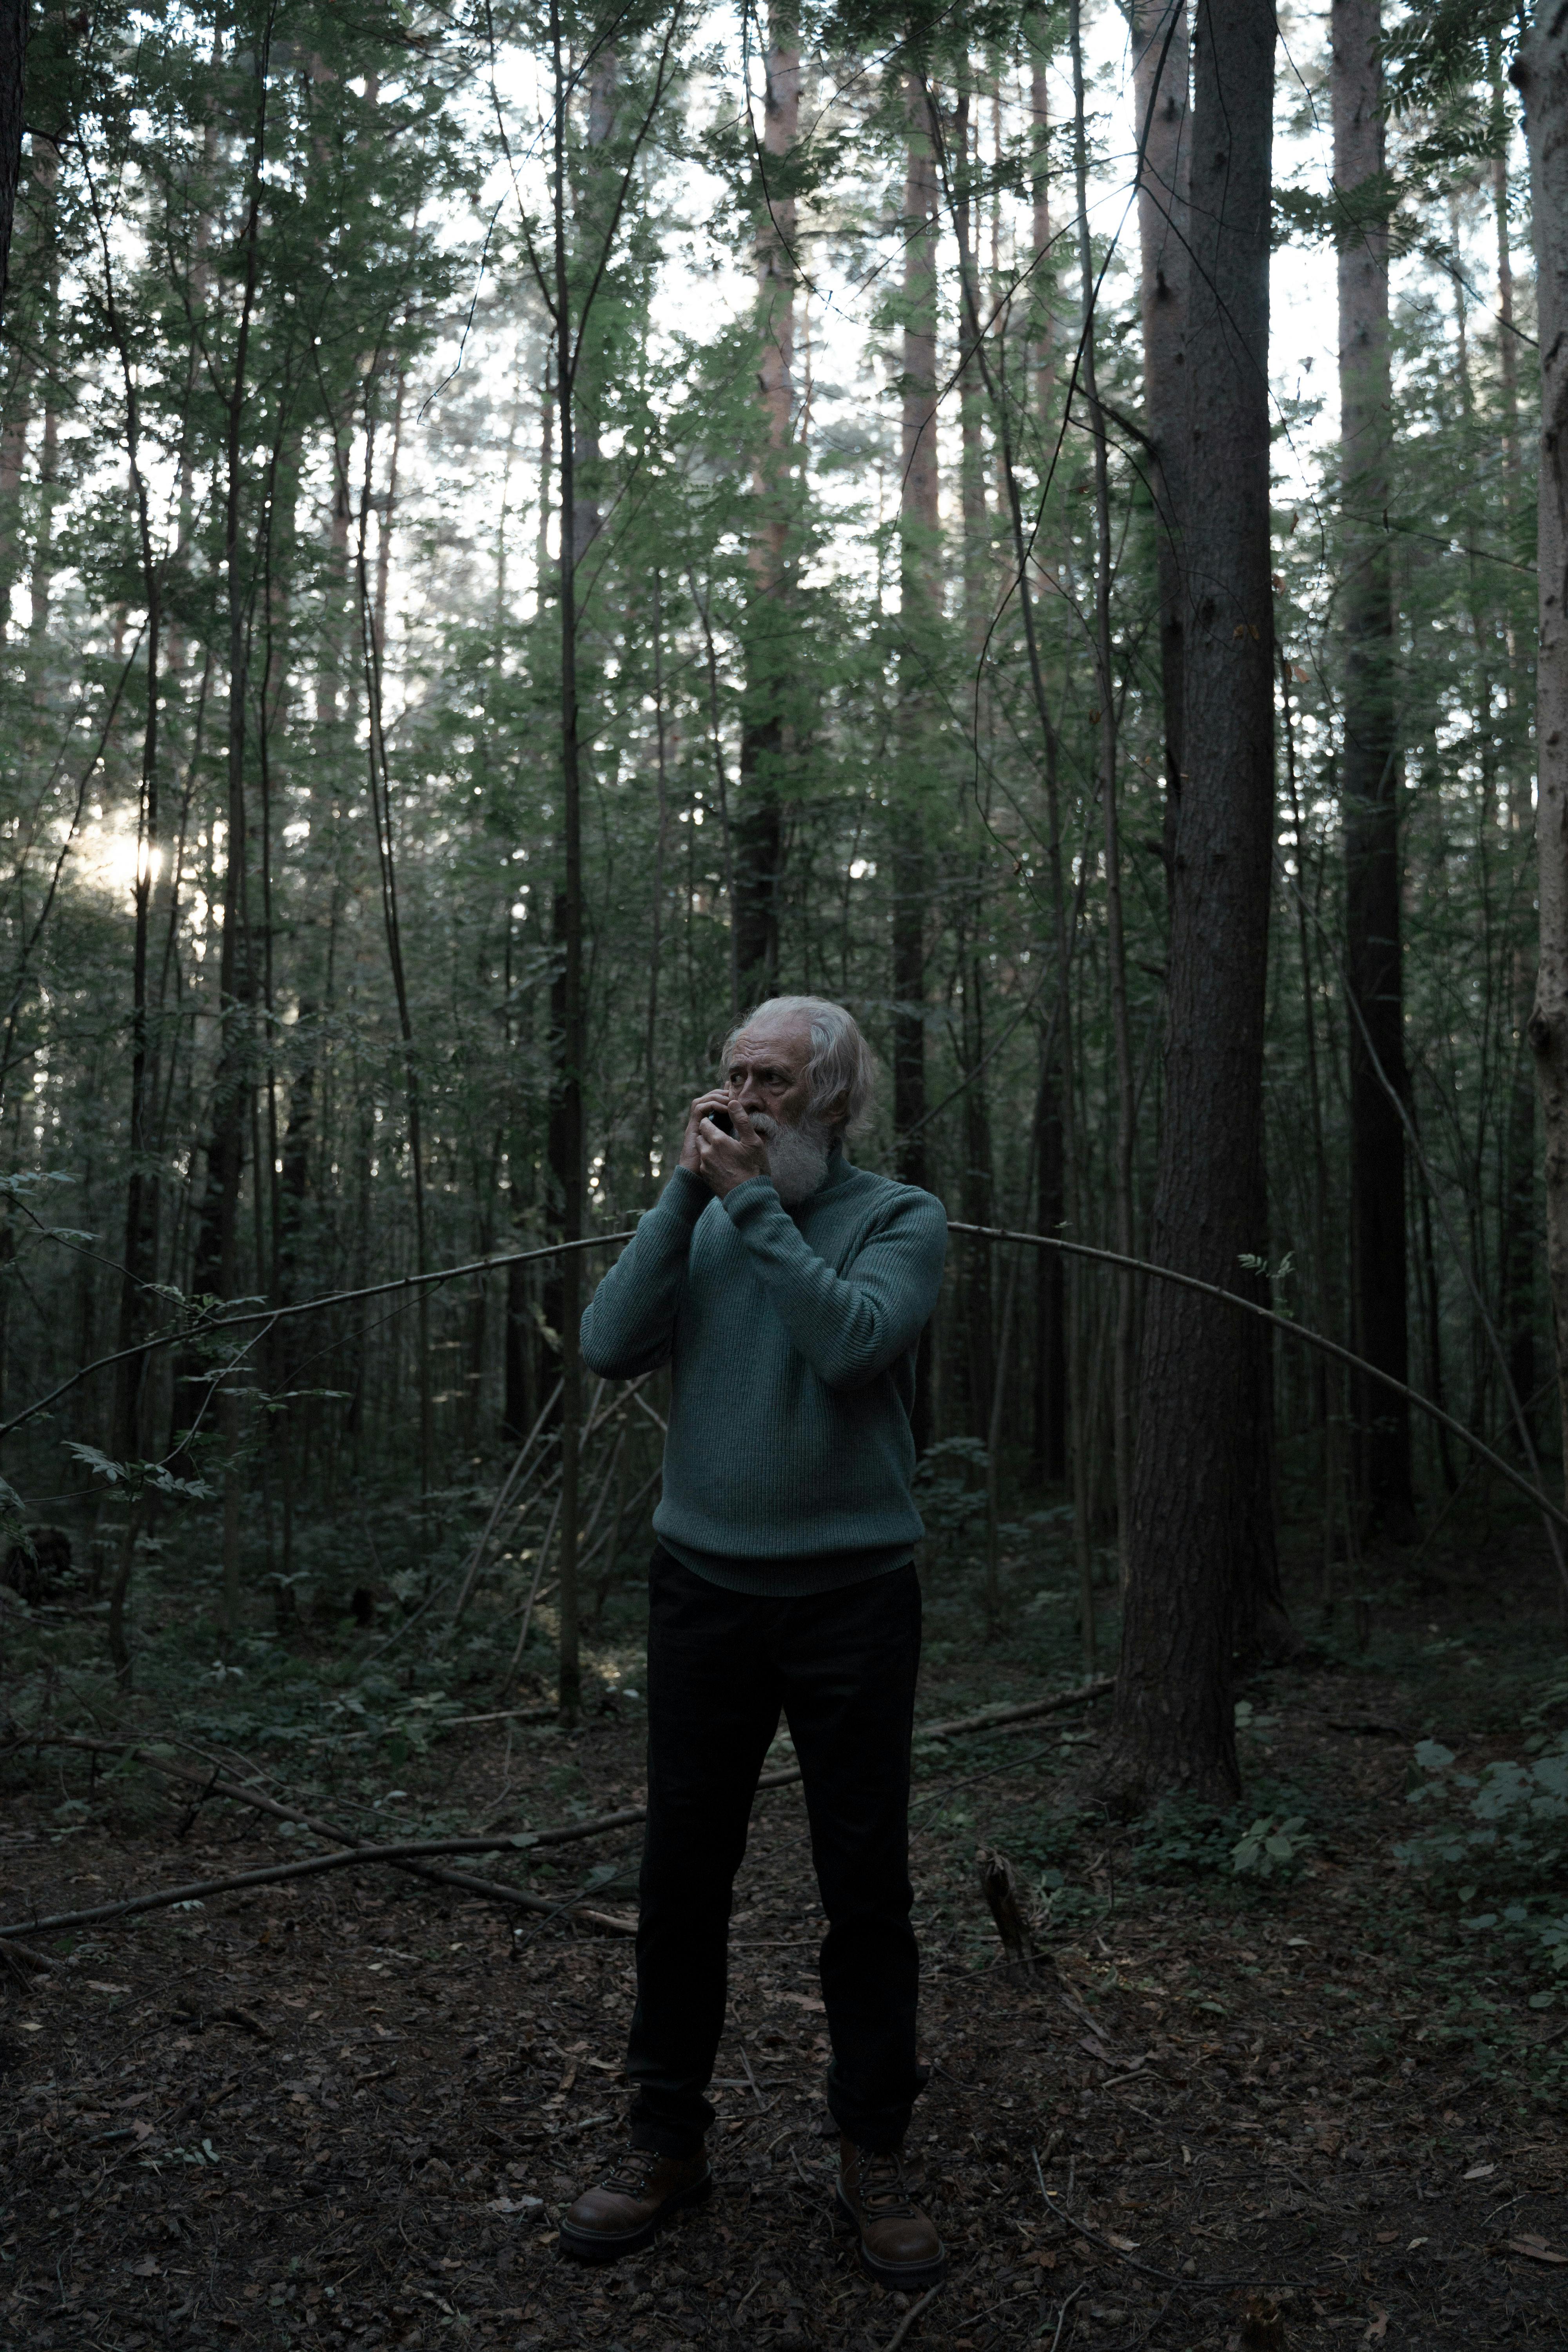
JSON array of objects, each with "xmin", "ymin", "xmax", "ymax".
[{"xmin": 724, "ymin": 995, "xmax": 878, "ymax": 1134}]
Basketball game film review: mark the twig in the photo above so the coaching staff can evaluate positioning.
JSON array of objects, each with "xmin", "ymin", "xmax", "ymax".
[
  {"xmin": 1048, "ymin": 2285, "xmax": 1086, "ymax": 2351},
  {"xmin": 448, "ymin": 1380, "xmax": 563, "ymax": 1626},
  {"xmin": 1, "ymin": 1736, "xmax": 637, "ymax": 1937},
  {"xmin": 0, "ymin": 1230, "xmax": 640, "ymax": 1442},
  {"xmin": 946, "ymin": 1221, "xmax": 1568, "ymax": 1537},
  {"xmin": 1038, "ymin": 2192, "xmax": 1315, "ymax": 2293},
  {"xmin": 0, "ymin": 1834, "xmax": 638, "ymax": 1942},
  {"xmin": 0, "ymin": 1936, "xmax": 56, "ymax": 1977},
  {"xmin": 879, "ymin": 2282, "xmax": 944, "ymax": 2352},
  {"xmin": 5, "ymin": 1681, "xmax": 1118, "ymax": 1947}
]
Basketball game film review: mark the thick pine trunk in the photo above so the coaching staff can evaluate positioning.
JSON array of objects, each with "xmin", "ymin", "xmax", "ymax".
[
  {"xmin": 1518, "ymin": 16, "xmax": 1568, "ymax": 1514},
  {"xmin": 733, "ymin": 5, "xmax": 799, "ymax": 995},
  {"xmin": 1102, "ymin": 0, "xmax": 1277, "ymax": 1809},
  {"xmin": 1334, "ymin": 0, "xmax": 1412, "ymax": 1535}
]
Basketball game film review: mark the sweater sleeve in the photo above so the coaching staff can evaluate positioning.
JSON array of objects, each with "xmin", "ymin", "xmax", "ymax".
[
  {"xmin": 579, "ymin": 1168, "xmax": 709, "ymax": 1377},
  {"xmin": 721, "ymin": 1177, "xmax": 947, "ymax": 1391}
]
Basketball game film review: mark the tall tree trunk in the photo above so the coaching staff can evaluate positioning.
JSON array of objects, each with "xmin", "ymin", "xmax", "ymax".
[
  {"xmin": 572, "ymin": 41, "xmax": 617, "ymax": 569},
  {"xmin": 356, "ymin": 376, "xmax": 432, "ymax": 1498},
  {"xmin": 1026, "ymin": 13, "xmax": 1070, "ymax": 1495},
  {"xmin": 1073, "ymin": 0, "xmax": 1136, "ymax": 1580},
  {"xmin": 1518, "ymin": 13, "xmax": 1568, "ymax": 1518},
  {"xmin": 1033, "ymin": 1042, "xmax": 1067, "ymax": 1481},
  {"xmin": 733, "ymin": 2, "xmax": 798, "ymax": 995},
  {"xmin": 1026, "ymin": 11, "xmax": 1055, "ymax": 418},
  {"xmin": 1493, "ymin": 105, "xmax": 1537, "ymax": 1439},
  {"xmin": 893, "ymin": 62, "xmax": 939, "ymax": 1453},
  {"xmin": 955, "ymin": 82, "xmax": 987, "ymax": 653},
  {"xmin": 1334, "ymin": 0, "xmax": 1412, "ymax": 1535},
  {"xmin": 548, "ymin": 0, "xmax": 587, "ymax": 1721},
  {"xmin": 1102, "ymin": 0, "xmax": 1277, "ymax": 1809},
  {"xmin": 0, "ymin": 348, "xmax": 29, "ymax": 642},
  {"xmin": 1131, "ymin": 0, "xmax": 1190, "ymax": 859},
  {"xmin": 86, "ymin": 162, "xmax": 165, "ymax": 1688},
  {"xmin": 0, "ymin": 0, "xmax": 23, "ymax": 328}
]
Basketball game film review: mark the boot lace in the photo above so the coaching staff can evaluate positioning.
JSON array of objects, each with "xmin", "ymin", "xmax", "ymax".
[
  {"xmin": 599, "ymin": 2153, "xmax": 661, "ymax": 2200},
  {"xmin": 853, "ymin": 2146, "xmax": 918, "ymax": 2221}
]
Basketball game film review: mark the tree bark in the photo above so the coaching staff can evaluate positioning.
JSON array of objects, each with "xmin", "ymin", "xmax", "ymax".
[
  {"xmin": 1072, "ymin": 0, "xmax": 1136, "ymax": 1580},
  {"xmin": 733, "ymin": 3, "xmax": 799, "ymax": 995},
  {"xmin": 1131, "ymin": 0, "xmax": 1190, "ymax": 855},
  {"xmin": 1101, "ymin": 0, "xmax": 1277, "ymax": 1810},
  {"xmin": 1334, "ymin": 0, "xmax": 1412, "ymax": 1535},
  {"xmin": 548, "ymin": 0, "xmax": 587, "ymax": 1720},
  {"xmin": 894, "ymin": 64, "xmax": 940, "ymax": 1453},
  {"xmin": 1517, "ymin": 12, "xmax": 1568, "ymax": 1517},
  {"xmin": 0, "ymin": 0, "xmax": 23, "ymax": 330}
]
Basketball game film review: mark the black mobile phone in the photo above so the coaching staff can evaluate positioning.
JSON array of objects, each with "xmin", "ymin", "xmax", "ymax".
[{"xmin": 707, "ymin": 1107, "xmax": 735, "ymax": 1136}]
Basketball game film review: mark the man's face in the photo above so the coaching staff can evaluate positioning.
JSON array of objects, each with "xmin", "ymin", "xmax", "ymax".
[{"xmin": 725, "ymin": 1018, "xmax": 815, "ymax": 1129}]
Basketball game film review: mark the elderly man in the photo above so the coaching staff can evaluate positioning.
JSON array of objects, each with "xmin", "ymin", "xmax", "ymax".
[{"xmin": 561, "ymin": 995, "xmax": 948, "ymax": 2287}]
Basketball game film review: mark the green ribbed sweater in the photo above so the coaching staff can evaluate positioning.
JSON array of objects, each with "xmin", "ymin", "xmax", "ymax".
[{"xmin": 579, "ymin": 1146, "xmax": 948, "ymax": 1595}]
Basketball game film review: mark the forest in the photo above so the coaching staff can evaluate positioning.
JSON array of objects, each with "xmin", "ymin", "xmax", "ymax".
[{"xmin": 2, "ymin": 2, "xmax": 1568, "ymax": 2348}]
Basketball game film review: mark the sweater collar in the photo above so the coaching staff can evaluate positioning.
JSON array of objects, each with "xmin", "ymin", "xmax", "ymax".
[{"xmin": 806, "ymin": 1136, "xmax": 852, "ymax": 1203}]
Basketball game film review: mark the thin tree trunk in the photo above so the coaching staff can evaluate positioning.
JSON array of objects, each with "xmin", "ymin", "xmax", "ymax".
[
  {"xmin": 1026, "ymin": 10, "xmax": 1055, "ymax": 420},
  {"xmin": 1518, "ymin": 15, "xmax": 1568, "ymax": 1539},
  {"xmin": 1493, "ymin": 110, "xmax": 1537, "ymax": 1441},
  {"xmin": 0, "ymin": 0, "xmax": 24, "ymax": 328},
  {"xmin": 1334, "ymin": 0, "xmax": 1412, "ymax": 1535},
  {"xmin": 548, "ymin": 0, "xmax": 587, "ymax": 1721},
  {"xmin": 644, "ymin": 571, "xmax": 671, "ymax": 1192},
  {"xmin": 1072, "ymin": 0, "xmax": 1136, "ymax": 1584},
  {"xmin": 354, "ymin": 377, "xmax": 432, "ymax": 1500},
  {"xmin": 1102, "ymin": 0, "xmax": 1278, "ymax": 1809},
  {"xmin": 733, "ymin": 2, "xmax": 799, "ymax": 993}
]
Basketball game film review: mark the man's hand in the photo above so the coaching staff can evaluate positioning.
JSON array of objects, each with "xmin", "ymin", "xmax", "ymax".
[{"xmin": 679, "ymin": 1092, "xmax": 770, "ymax": 1198}]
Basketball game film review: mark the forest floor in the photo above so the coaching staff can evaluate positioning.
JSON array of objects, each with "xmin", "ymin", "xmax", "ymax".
[{"xmin": 1, "ymin": 1519, "xmax": 1566, "ymax": 2352}]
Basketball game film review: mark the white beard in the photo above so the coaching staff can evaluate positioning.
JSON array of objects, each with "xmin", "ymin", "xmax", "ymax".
[{"xmin": 750, "ymin": 1112, "xmax": 833, "ymax": 1206}]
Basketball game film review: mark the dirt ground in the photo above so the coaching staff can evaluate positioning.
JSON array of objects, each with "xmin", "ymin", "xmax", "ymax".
[{"xmin": 2, "ymin": 1557, "xmax": 1566, "ymax": 2352}]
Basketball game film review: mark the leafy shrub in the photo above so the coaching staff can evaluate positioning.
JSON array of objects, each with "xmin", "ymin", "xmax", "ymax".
[
  {"xmin": 1231, "ymin": 1814, "xmax": 1310, "ymax": 1877},
  {"xmin": 1395, "ymin": 1737, "xmax": 1568, "ymax": 1989},
  {"xmin": 1136, "ymin": 1785, "xmax": 1315, "ymax": 1887}
]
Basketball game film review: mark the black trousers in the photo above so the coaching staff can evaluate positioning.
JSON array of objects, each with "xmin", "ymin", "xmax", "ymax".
[{"xmin": 626, "ymin": 1546, "xmax": 924, "ymax": 2158}]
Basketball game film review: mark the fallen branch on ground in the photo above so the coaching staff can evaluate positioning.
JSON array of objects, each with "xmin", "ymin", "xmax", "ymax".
[
  {"xmin": 879, "ymin": 2282, "xmax": 944, "ymax": 2351},
  {"xmin": 0, "ymin": 1736, "xmax": 635, "ymax": 1939},
  {"xmin": 0, "ymin": 1935, "xmax": 56, "ymax": 1976},
  {"xmin": 0, "ymin": 1680, "xmax": 1111, "ymax": 1947},
  {"xmin": 0, "ymin": 1835, "xmax": 638, "ymax": 1942}
]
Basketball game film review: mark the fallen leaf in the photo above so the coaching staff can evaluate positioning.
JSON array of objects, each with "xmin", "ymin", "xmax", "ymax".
[
  {"xmin": 128, "ymin": 2257, "xmax": 161, "ymax": 2278},
  {"xmin": 1105, "ymin": 2232, "xmax": 1141, "ymax": 2251},
  {"xmin": 1507, "ymin": 2236, "xmax": 1568, "ymax": 2265},
  {"xmin": 1363, "ymin": 2312, "xmax": 1388, "ymax": 2344},
  {"xmin": 1022, "ymin": 2250, "xmax": 1058, "ymax": 2270},
  {"xmin": 1463, "ymin": 2161, "xmax": 1496, "ymax": 2180},
  {"xmin": 1375, "ymin": 2231, "xmax": 1396, "ymax": 2243},
  {"xmin": 17, "ymin": 2021, "xmax": 43, "ymax": 2033},
  {"xmin": 1406, "ymin": 2237, "xmax": 1429, "ymax": 2251},
  {"xmin": 85, "ymin": 1981, "xmax": 131, "ymax": 1994}
]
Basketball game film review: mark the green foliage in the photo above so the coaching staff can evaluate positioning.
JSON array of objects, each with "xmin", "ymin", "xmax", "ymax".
[
  {"xmin": 1230, "ymin": 1813, "xmax": 1310, "ymax": 1879},
  {"xmin": 1396, "ymin": 1739, "xmax": 1568, "ymax": 1991},
  {"xmin": 1135, "ymin": 1783, "xmax": 1317, "ymax": 1891}
]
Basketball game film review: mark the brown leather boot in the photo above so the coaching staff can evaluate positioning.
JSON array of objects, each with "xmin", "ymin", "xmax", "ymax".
[
  {"xmin": 835, "ymin": 2136, "xmax": 946, "ymax": 2288},
  {"xmin": 559, "ymin": 2147, "xmax": 711, "ymax": 2263}
]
